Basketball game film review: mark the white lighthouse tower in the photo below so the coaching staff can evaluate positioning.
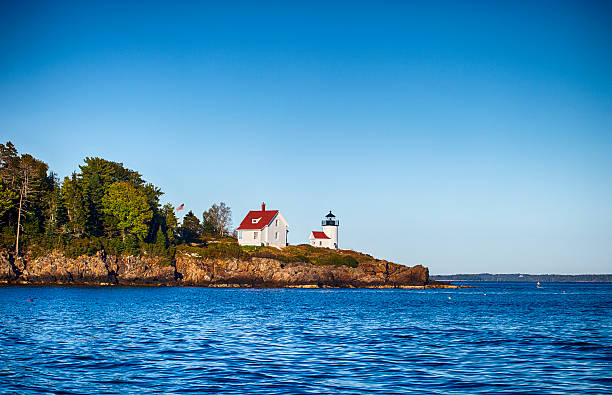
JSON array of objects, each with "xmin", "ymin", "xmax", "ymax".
[{"xmin": 322, "ymin": 211, "xmax": 339, "ymax": 249}]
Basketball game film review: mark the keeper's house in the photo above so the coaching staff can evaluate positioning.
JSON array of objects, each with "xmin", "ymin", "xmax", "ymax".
[{"xmin": 237, "ymin": 203, "xmax": 289, "ymax": 248}]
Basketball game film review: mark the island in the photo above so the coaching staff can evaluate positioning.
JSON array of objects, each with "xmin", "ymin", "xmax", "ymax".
[
  {"xmin": 0, "ymin": 141, "xmax": 453, "ymax": 288},
  {"xmin": 0, "ymin": 244, "xmax": 454, "ymax": 288}
]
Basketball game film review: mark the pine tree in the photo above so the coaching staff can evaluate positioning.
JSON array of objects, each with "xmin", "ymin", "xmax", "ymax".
[
  {"xmin": 181, "ymin": 211, "xmax": 201, "ymax": 243},
  {"xmin": 154, "ymin": 226, "xmax": 167, "ymax": 254},
  {"xmin": 61, "ymin": 173, "xmax": 89, "ymax": 237},
  {"xmin": 161, "ymin": 203, "xmax": 178, "ymax": 244}
]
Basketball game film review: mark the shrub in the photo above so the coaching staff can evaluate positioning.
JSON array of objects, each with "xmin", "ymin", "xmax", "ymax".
[
  {"xmin": 240, "ymin": 245, "xmax": 260, "ymax": 252},
  {"xmin": 123, "ymin": 236, "xmax": 140, "ymax": 255},
  {"xmin": 251, "ymin": 250, "xmax": 290, "ymax": 262},
  {"xmin": 313, "ymin": 255, "xmax": 359, "ymax": 268},
  {"xmin": 178, "ymin": 242, "xmax": 247, "ymax": 260},
  {"xmin": 101, "ymin": 237, "xmax": 123, "ymax": 256},
  {"xmin": 201, "ymin": 242, "xmax": 246, "ymax": 259},
  {"xmin": 64, "ymin": 237, "xmax": 93, "ymax": 258},
  {"xmin": 0, "ymin": 228, "xmax": 15, "ymax": 250}
]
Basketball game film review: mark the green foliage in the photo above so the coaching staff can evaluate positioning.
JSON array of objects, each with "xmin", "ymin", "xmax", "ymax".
[
  {"xmin": 161, "ymin": 203, "xmax": 178, "ymax": 244},
  {"xmin": 0, "ymin": 141, "xmax": 237, "ymax": 261},
  {"xmin": 202, "ymin": 202, "xmax": 232, "ymax": 237},
  {"xmin": 79, "ymin": 157, "xmax": 146, "ymax": 188},
  {"xmin": 201, "ymin": 242, "xmax": 246, "ymax": 259},
  {"xmin": 43, "ymin": 173, "xmax": 66, "ymax": 237},
  {"xmin": 100, "ymin": 237, "xmax": 124, "ymax": 256},
  {"xmin": 178, "ymin": 242, "xmax": 247, "ymax": 260},
  {"xmin": 248, "ymin": 248, "xmax": 311, "ymax": 264},
  {"xmin": 0, "ymin": 226, "xmax": 16, "ymax": 250},
  {"xmin": 239, "ymin": 245, "xmax": 260, "ymax": 252},
  {"xmin": 312, "ymin": 255, "xmax": 358, "ymax": 268},
  {"xmin": 0, "ymin": 182, "xmax": 18, "ymax": 219},
  {"xmin": 101, "ymin": 181, "xmax": 153, "ymax": 241},
  {"xmin": 63, "ymin": 237, "xmax": 102, "ymax": 259},
  {"xmin": 240, "ymin": 244, "xmax": 361, "ymax": 267},
  {"xmin": 181, "ymin": 210, "xmax": 201, "ymax": 243},
  {"xmin": 154, "ymin": 226, "xmax": 167, "ymax": 252},
  {"xmin": 61, "ymin": 173, "xmax": 89, "ymax": 237},
  {"xmin": 1, "ymin": 142, "xmax": 51, "ymax": 254},
  {"xmin": 123, "ymin": 236, "xmax": 141, "ymax": 255}
]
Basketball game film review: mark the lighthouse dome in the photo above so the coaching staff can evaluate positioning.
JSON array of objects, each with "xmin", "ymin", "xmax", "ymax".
[{"xmin": 322, "ymin": 211, "xmax": 339, "ymax": 226}]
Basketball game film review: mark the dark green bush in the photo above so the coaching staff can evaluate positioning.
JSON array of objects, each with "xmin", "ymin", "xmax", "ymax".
[
  {"xmin": 178, "ymin": 242, "xmax": 247, "ymax": 260},
  {"xmin": 251, "ymin": 250, "xmax": 290, "ymax": 262},
  {"xmin": 123, "ymin": 236, "xmax": 140, "ymax": 256},
  {"xmin": 101, "ymin": 237, "xmax": 123, "ymax": 256},
  {"xmin": 313, "ymin": 255, "xmax": 359, "ymax": 268},
  {"xmin": 201, "ymin": 242, "xmax": 246, "ymax": 259},
  {"xmin": 0, "ymin": 228, "xmax": 15, "ymax": 250},
  {"xmin": 64, "ymin": 237, "xmax": 93, "ymax": 258}
]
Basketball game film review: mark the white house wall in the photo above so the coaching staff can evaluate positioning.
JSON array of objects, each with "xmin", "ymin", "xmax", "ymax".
[
  {"xmin": 309, "ymin": 234, "xmax": 334, "ymax": 249},
  {"xmin": 237, "ymin": 212, "xmax": 289, "ymax": 248},
  {"xmin": 267, "ymin": 213, "xmax": 288, "ymax": 248},
  {"xmin": 238, "ymin": 229, "xmax": 262, "ymax": 246}
]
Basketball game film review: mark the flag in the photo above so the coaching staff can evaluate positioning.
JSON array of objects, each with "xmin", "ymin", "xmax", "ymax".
[{"xmin": 176, "ymin": 204, "xmax": 184, "ymax": 211}]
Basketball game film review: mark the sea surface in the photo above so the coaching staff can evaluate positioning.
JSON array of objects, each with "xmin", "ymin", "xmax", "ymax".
[{"xmin": 1, "ymin": 283, "xmax": 611, "ymax": 394}]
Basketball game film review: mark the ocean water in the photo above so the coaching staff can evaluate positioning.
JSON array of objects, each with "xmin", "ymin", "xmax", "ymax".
[{"xmin": 0, "ymin": 283, "xmax": 610, "ymax": 394}]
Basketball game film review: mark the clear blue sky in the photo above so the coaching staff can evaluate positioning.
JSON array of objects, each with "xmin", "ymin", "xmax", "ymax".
[{"xmin": 1, "ymin": 1, "xmax": 611, "ymax": 274}]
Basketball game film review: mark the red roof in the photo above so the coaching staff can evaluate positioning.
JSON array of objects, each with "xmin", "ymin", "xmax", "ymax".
[
  {"xmin": 311, "ymin": 231, "xmax": 330, "ymax": 239},
  {"xmin": 237, "ymin": 210, "xmax": 279, "ymax": 230}
]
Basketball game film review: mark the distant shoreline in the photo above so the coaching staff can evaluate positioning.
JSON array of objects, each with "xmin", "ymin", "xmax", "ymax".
[{"xmin": 431, "ymin": 274, "xmax": 611, "ymax": 283}]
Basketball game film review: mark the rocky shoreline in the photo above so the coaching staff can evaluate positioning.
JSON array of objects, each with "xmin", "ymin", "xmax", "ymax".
[{"xmin": 0, "ymin": 250, "xmax": 457, "ymax": 288}]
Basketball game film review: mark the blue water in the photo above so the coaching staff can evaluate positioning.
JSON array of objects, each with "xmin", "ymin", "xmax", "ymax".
[{"xmin": 1, "ymin": 283, "xmax": 610, "ymax": 394}]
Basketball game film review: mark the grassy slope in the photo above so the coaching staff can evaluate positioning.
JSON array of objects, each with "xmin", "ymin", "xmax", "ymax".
[{"xmin": 176, "ymin": 241, "xmax": 386, "ymax": 268}]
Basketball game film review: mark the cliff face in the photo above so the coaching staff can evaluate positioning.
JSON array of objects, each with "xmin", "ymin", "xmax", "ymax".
[{"xmin": 0, "ymin": 250, "xmax": 429, "ymax": 288}]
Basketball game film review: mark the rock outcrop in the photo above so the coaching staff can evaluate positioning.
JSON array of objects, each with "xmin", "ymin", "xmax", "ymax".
[{"xmin": 0, "ymin": 250, "xmax": 431, "ymax": 288}]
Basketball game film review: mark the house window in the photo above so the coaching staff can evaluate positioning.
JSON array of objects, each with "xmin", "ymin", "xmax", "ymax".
[
  {"xmin": 319, "ymin": 241, "xmax": 322, "ymax": 246},
  {"xmin": 275, "ymin": 232, "xmax": 278, "ymax": 240},
  {"xmin": 275, "ymin": 219, "xmax": 278, "ymax": 227},
  {"xmin": 238, "ymin": 231, "xmax": 242, "ymax": 239},
  {"xmin": 252, "ymin": 218, "xmax": 261, "ymax": 224},
  {"xmin": 254, "ymin": 232, "xmax": 258, "ymax": 239}
]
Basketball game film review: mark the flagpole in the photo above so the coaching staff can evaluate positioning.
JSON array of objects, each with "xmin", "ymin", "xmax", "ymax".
[{"xmin": 176, "ymin": 203, "xmax": 185, "ymax": 241}]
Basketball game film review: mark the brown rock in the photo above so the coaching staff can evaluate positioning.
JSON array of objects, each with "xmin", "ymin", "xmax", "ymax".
[{"xmin": 0, "ymin": 249, "xmax": 430, "ymax": 288}]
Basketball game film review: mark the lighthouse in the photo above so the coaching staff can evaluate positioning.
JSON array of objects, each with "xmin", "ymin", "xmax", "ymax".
[{"xmin": 310, "ymin": 211, "xmax": 339, "ymax": 249}]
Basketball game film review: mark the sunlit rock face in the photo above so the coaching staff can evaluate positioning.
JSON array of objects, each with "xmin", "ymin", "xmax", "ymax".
[{"xmin": 0, "ymin": 250, "xmax": 430, "ymax": 288}]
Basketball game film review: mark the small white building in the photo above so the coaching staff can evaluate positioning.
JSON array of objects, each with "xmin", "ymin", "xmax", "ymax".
[
  {"xmin": 309, "ymin": 211, "xmax": 339, "ymax": 249},
  {"xmin": 237, "ymin": 203, "xmax": 289, "ymax": 248}
]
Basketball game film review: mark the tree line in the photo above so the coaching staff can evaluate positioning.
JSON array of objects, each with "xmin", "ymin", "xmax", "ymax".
[
  {"xmin": 430, "ymin": 273, "xmax": 612, "ymax": 282},
  {"xmin": 0, "ymin": 141, "xmax": 233, "ymax": 258}
]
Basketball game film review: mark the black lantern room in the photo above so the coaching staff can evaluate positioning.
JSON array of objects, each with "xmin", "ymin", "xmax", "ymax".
[{"xmin": 322, "ymin": 211, "xmax": 339, "ymax": 226}]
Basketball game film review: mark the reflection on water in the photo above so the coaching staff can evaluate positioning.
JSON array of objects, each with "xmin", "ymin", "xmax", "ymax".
[{"xmin": 1, "ymin": 283, "xmax": 611, "ymax": 394}]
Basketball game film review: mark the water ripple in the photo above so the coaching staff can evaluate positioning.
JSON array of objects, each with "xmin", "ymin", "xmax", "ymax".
[{"xmin": 0, "ymin": 283, "xmax": 611, "ymax": 393}]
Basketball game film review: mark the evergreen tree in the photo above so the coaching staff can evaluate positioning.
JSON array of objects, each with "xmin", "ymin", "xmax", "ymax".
[
  {"xmin": 0, "ymin": 141, "xmax": 209, "ymax": 256},
  {"xmin": 11, "ymin": 153, "xmax": 49, "ymax": 255},
  {"xmin": 0, "ymin": 183, "xmax": 18, "ymax": 223},
  {"xmin": 181, "ymin": 211, "xmax": 201, "ymax": 243},
  {"xmin": 84, "ymin": 172, "xmax": 105, "ymax": 236},
  {"xmin": 154, "ymin": 226, "xmax": 167, "ymax": 253},
  {"xmin": 43, "ymin": 172, "xmax": 66, "ymax": 239},
  {"xmin": 61, "ymin": 173, "xmax": 89, "ymax": 237},
  {"xmin": 161, "ymin": 203, "xmax": 178, "ymax": 244}
]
